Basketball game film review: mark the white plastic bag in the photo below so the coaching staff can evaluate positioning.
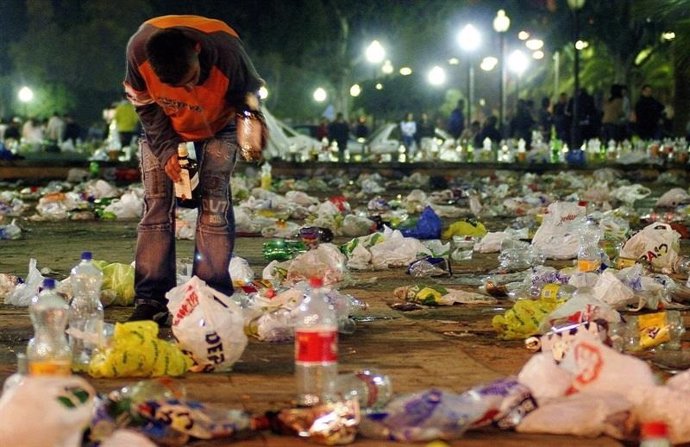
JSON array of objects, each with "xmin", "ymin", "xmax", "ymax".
[
  {"xmin": 619, "ymin": 223, "xmax": 681, "ymax": 271},
  {"xmin": 166, "ymin": 276, "xmax": 247, "ymax": 372},
  {"xmin": 0, "ymin": 376, "xmax": 95, "ymax": 447},
  {"xmin": 286, "ymin": 243, "xmax": 347, "ymax": 285},
  {"xmin": 5, "ymin": 258, "xmax": 44, "ymax": 306},
  {"xmin": 531, "ymin": 202, "xmax": 586, "ymax": 260},
  {"xmin": 655, "ymin": 187, "xmax": 690, "ymax": 208}
]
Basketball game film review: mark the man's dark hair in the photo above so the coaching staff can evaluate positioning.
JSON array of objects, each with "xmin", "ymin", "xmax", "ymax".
[{"xmin": 146, "ymin": 29, "xmax": 197, "ymax": 85}]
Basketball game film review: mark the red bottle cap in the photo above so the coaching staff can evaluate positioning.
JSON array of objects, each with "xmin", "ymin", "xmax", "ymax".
[
  {"xmin": 641, "ymin": 421, "xmax": 668, "ymax": 439},
  {"xmin": 309, "ymin": 277, "xmax": 323, "ymax": 288}
]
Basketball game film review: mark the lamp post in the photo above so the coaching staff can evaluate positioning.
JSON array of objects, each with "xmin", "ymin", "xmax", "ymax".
[
  {"xmin": 568, "ymin": 0, "xmax": 586, "ymax": 149},
  {"xmin": 493, "ymin": 9, "xmax": 510, "ymax": 135},
  {"xmin": 457, "ymin": 24, "xmax": 481, "ymax": 129}
]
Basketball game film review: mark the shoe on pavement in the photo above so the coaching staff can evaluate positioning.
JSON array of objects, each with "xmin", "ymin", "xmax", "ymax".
[{"xmin": 127, "ymin": 303, "xmax": 171, "ymax": 328}]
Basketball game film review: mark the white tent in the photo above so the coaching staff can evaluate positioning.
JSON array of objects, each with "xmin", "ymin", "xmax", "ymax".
[{"xmin": 262, "ymin": 108, "xmax": 320, "ymax": 160}]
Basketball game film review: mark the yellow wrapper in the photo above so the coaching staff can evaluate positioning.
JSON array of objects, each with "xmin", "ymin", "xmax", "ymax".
[
  {"xmin": 88, "ymin": 322, "xmax": 192, "ymax": 378},
  {"xmin": 442, "ymin": 220, "xmax": 487, "ymax": 240},
  {"xmin": 638, "ymin": 312, "xmax": 671, "ymax": 349},
  {"xmin": 492, "ymin": 297, "xmax": 563, "ymax": 340}
]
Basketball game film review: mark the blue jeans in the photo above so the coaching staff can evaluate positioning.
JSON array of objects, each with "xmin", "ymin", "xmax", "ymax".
[{"xmin": 135, "ymin": 125, "xmax": 238, "ymax": 307}]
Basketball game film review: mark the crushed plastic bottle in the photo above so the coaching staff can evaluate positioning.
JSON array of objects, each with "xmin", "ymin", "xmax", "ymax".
[
  {"xmin": 294, "ymin": 277, "xmax": 338, "ymax": 407},
  {"xmin": 69, "ymin": 251, "xmax": 104, "ymax": 371},
  {"xmin": 577, "ymin": 218, "xmax": 602, "ymax": 272},
  {"xmin": 260, "ymin": 161, "xmax": 272, "ymax": 190},
  {"xmin": 1, "ymin": 353, "xmax": 27, "ymax": 394},
  {"xmin": 27, "ymin": 278, "xmax": 72, "ymax": 376},
  {"xmin": 336, "ymin": 369, "xmax": 393, "ymax": 409}
]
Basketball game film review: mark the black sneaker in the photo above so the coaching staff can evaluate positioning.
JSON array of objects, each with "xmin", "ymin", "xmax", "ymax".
[{"xmin": 127, "ymin": 303, "xmax": 171, "ymax": 328}]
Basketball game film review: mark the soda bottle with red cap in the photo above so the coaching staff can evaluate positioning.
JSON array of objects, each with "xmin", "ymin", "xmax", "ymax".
[{"xmin": 294, "ymin": 277, "xmax": 338, "ymax": 407}]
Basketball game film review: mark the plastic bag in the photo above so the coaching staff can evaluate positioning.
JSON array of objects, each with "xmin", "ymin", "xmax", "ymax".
[
  {"xmin": 655, "ymin": 187, "xmax": 690, "ymax": 208},
  {"xmin": 285, "ymin": 243, "xmax": 347, "ymax": 285},
  {"xmin": 400, "ymin": 206, "xmax": 442, "ymax": 240},
  {"xmin": 100, "ymin": 262, "xmax": 135, "ymax": 306},
  {"xmin": 619, "ymin": 223, "xmax": 681, "ymax": 271},
  {"xmin": 531, "ymin": 201, "xmax": 586, "ymax": 260},
  {"xmin": 492, "ymin": 297, "xmax": 563, "ymax": 340},
  {"xmin": 5, "ymin": 258, "xmax": 44, "ymax": 306},
  {"xmin": 0, "ymin": 376, "xmax": 95, "ymax": 447},
  {"xmin": 441, "ymin": 219, "xmax": 487, "ymax": 240},
  {"xmin": 166, "ymin": 276, "xmax": 247, "ymax": 372},
  {"xmin": 88, "ymin": 322, "xmax": 191, "ymax": 378}
]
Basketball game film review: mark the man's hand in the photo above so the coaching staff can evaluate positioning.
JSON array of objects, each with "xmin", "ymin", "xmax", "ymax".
[{"xmin": 165, "ymin": 155, "xmax": 182, "ymax": 182}]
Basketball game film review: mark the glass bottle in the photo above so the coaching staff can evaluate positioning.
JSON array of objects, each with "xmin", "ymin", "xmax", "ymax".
[{"xmin": 174, "ymin": 142, "xmax": 200, "ymax": 208}]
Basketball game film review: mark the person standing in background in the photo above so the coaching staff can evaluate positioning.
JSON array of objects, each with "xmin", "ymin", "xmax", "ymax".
[
  {"xmin": 113, "ymin": 99, "xmax": 140, "ymax": 147},
  {"xmin": 327, "ymin": 113, "xmax": 349, "ymax": 161},
  {"xmin": 447, "ymin": 99, "xmax": 465, "ymax": 140},
  {"xmin": 635, "ymin": 84, "xmax": 664, "ymax": 141}
]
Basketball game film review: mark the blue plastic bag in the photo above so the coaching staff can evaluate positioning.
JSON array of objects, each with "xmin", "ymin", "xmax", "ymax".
[{"xmin": 401, "ymin": 206, "xmax": 442, "ymax": 240}]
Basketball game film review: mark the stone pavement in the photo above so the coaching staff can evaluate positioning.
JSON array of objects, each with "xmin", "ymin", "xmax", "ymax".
[{"xmin": 0, "ymin": 220, "xmax": 683, "ymax": 446}]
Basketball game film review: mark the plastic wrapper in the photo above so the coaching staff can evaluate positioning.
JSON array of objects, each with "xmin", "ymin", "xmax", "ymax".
[
  {"xmin": 229, "ymin": 256, "xmax": 255, "ymax": 287},
  {"xmin": 166, "ymin": 276, "xmax": 247, "ymax": 372},
  {"xmin": 613, "ymin": 310, "xmax": 685, "ymax": 352},
  {"xmin": 88, "ymin": 322, "xmax": 192, "ymax": 378},
  {"xmin": 286, "ymin": 243, "xmax": 347, "ymax": 285},
  {"xmin": 492, "ymin": 297, "xmax": 564, "ymax": 340},
  {"xmin": 271, "ymin": 400, "xmax": 359, "ymax": 445},
  {"xmin": 526, "ymin": 319, "xmax": 610, "ymax": 362},
  {"xmin": 369, "ymin": 230, "xmax": 432, "ymax": 270},
  {"xmin": 0, "ymin": 218, "xmax": 22, "ymax": 240},
  {"xmin": 102, "ymin": 191, "xmax": 143, "ymax": 219},
  {"xmin": 517, "ymin": 353, "xmax": 575, "ymax": 404},
  {"xmin": 340, "ymin": 214, "xmax": 376, "ymax": 237},
  {"xmin": 441, "ymin": 219, "xmax": 487, "ymax": 240},
  {"xmin": 538, "ymin": 289, "xmax": 621, "ymax": 334},
  {"xmin": 359, "ymin": 389, "xmax": 481, "ymax": 441},
  {"xmin": 394, "ymin": 284, "xmax": 496, "ymax": 306},
  {"xmin": 516, "ymin": 392, "xmax": 635, "ymax": 439},
  {"xmin": 400, "ymin": 206, "xmax": 442, "ymax": 240},
  {"xmin": 99, "ymin": 262, "xmax": 135, "ymax": 306},
  {"xmin": 5, "ymin": 257, "xmax": 45, "ymax": 306},
  {"xmin": 498, "ymin": 239, "xmax": 546, "ymax": 272},
  {"xmin": 406, "ymin": 257, "xmax": 451, "ymax": 277},
  {"xmin": 0, "ymin": 376, "xmax": 95, "ymax": 447}
]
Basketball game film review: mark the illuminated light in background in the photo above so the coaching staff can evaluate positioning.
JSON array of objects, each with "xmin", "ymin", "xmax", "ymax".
[
  {"xmin": 427, "ymin": 65, "xmax": 446, "ymax": 86},
  {"xmin": 349, "ymin": 84, "xmax": 361, "ymax": 97},
  {"xmin": 313, "ymin": 87, "xmax": 327, "ymax": 102}
]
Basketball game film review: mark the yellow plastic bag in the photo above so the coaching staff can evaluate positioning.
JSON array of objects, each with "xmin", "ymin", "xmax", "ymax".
[
  {"xmin": 492, "ymin": 297, "xmax": 563, "ymax": 340},
  {"xmin": 442, "ymin": 220, "xmax": 487, "ymax": 240},
  {"xmin": 91, "ymin": 260, "xmax": 136, "ymax": 306},
  {"xmin": 88, "ymin": 322, "xmax": 192, "ymax": 378}
]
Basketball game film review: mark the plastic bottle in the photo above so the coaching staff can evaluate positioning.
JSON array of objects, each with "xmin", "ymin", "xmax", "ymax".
[
  {"xmin": 69, "ymin": 251, "xmax": 104, "ymax": 371},
  {"xmin": 577, "ymin": 218, "xmax": 602, "ymax": 272},
  {"xmin": 294, "ymin": 277, "xmax": 338, "ymax": 407},
  {"xmin": 260, "ymin": 162, "xmax": 272, "ymax": 190},
  {"xmin": 2, "ymin": 353, "xmax": 27, "ymax": 394},
  {"xmin": 336, "ymin": 369, "xmax": 393, "ymax": 409},
  {"xmin": 27, "ymin": 278, "xmax": 72, "ymax": 376},
  {"xmin": 640, "ymin": 421, "xmax": 671, "ymax": 447},
  {"xmin": 175, "ymin": 143, "xmax": 200, "ymax": 208}
]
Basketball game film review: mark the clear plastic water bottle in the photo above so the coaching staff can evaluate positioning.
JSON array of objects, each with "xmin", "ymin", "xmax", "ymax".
[
  {"xmin": 69, "ymin": 251, "xmax": 104, "ymax": 371},
  {"xmin": 577, "ymin": 218, "xmax": 602, "ymax": 272},
  {"xmin": 640, "ymin": 421, "xmax": 671, "ymax": 447},
  {"xmin": 336, "ymin": 369, "xmax": 393, "ymax": 409},
  {"xmin": 294, "ymin": 277, "xmax": 338, "ymax": 407},
  {"xmin": 27, "ymin": 278, "xmax": 72, "ymax": 376}
]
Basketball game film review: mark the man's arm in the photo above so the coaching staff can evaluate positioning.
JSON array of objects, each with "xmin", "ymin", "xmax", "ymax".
[{"xmin": 124, "ymin": 40, "xmax": 180, "ymax": 168}]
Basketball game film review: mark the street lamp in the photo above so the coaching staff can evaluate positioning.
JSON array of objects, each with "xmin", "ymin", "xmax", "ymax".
[
  {"xmin": 427, "ymin": 65, "xmax": 446, "ymax": 87},
  {"xmin": 18, "ymin": 86, "xmax": 34, "ymax": 117},
  {"xmin": 508, "ymin": 49, "xmax": 529, "ymax": 102},
  {"xmin": 313, "ymin": 87, "xmax": 327, "ymax": 103},
  {"xmin": 457, "ymin": 24, "xmax": 481, "ymax": 128},
  {"xmin": 493, "ymin": 9, "xmax": 510, "ymax": 134},
  {"xmin": 568, "ymin": 0, "xmax": 586, "ymax": 149}
]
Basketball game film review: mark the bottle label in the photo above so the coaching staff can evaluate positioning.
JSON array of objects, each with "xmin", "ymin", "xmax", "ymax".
[
  {"xmin": 540, "ymin": 283, "xmax": 561, "ymax": 300},
  {"xmin": 29, "ymin": 360, "xmax": 72, "ymax": 376},
  {"xmin": 175, "ymin": 168, "xmax": 199, "ymax": 200},
  {"xmin": 356, "ymin": 372, "xmax": 379, "ymax": 407},
  {"xmin": 577, "ymin": 259, "xmax": 599, "ymax": 272},
  {"xmin": 638, "ymin": 312, "xmax": 671, "ymax": 349},
  {"xmin": 295, "ymin": 328, "xmax": 338, "ymax": 364}
]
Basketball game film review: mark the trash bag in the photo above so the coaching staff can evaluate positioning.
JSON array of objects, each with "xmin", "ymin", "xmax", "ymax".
[
  {"xmin": 0, "ymin": 376, "xmax": 95, "ymax": 447},
  {"xmin": 619, "ymin": 223, "xmax": 681, "ymax": 272},
  {"xmin": 166, "ymin": 276, "xmax": 247, "ymax": 372}
]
